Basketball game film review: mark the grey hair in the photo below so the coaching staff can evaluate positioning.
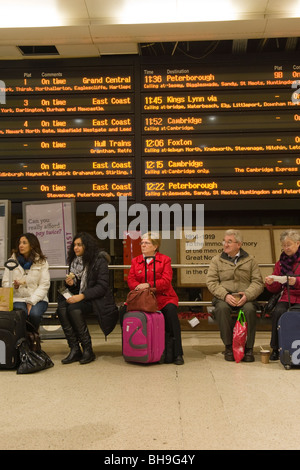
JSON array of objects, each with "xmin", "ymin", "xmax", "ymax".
[
  {"xmin": 280, "ymin": 229, "xmax": 300, "ymax": 243},
  {"xmin": 224, "ymin": 229, "xmax": 243, "ymax": 244}
]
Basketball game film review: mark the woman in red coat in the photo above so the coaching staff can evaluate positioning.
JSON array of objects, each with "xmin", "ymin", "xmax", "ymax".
[{"xmin": 127, "ymin": 232, "xmax": 184, "ymax": 365}]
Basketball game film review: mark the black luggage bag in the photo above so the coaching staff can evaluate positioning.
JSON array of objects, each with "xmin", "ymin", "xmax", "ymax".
[
  {"xmin": 278, "ymin": 309, "xmax": 300, "ymax": 369},
  {"xmin": 0, "ymin": 309, "xmax": 27, "ymax": 369},
  {"xmin": 278, "ymin": 278, "xmax": 300, "ymax": 369}
]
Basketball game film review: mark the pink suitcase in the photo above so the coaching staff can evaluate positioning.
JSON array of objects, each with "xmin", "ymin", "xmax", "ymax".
[
  {"xmin": 123, "ymin": 255, "xmax": 165, "ymax": 363},
  {"xmin": 122, "ymin": 310, "xmax": 165, "ymax": 363}
]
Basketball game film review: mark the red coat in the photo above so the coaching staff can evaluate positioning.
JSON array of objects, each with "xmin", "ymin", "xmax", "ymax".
[
  {"xmin": 127, "ymin": 252, "xmax": 178, "ymax": 310},
  {"xmin": 265, "ymin": 257, "xmax": 300, "ymax": 304}
]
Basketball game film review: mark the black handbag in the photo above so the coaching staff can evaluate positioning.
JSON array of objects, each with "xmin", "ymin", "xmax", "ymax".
[
  {"xmin": 26, "ymin": 320, "xmax": 41, "ymax": 352},
  {"xmin": 16, "ymin": 338, "xmax": 54, "ymax": 374},
  {"xmin": 263, "ymin": 291, "xmax": 282, "ymax": 316}
]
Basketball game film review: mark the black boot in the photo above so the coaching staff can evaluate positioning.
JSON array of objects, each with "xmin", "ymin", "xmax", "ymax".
[
  {"xmin": 71, "ymin": 309, "xmax": 95, "ymax": 364},
  {"xmin": 57, "ymin": 304, "xmax": 82, "ymax": 364},
  {"xmin": 80, "ymin": 345, "xmax": 96, "ymax": 364}
]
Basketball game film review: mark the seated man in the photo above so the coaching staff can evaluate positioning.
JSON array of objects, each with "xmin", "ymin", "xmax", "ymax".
[{"xmin": 206, "ymin": 229, "xmax": 264, "ymax": 362}]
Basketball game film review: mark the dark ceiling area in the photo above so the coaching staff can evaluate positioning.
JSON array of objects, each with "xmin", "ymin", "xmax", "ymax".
[{"xmin": 139, "ymin": 37, "xmax": 300, "ymax": 58}]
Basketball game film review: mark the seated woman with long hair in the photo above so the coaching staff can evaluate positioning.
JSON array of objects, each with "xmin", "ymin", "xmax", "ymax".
[{"xmin": 2, "ymin": 232, "xmax": 50, "ymax": 329}]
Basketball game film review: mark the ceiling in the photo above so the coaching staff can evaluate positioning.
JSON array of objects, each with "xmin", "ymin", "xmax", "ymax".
[{"xmin": 1, "ymin": 0, "xmax": 300, "ymax": 59}]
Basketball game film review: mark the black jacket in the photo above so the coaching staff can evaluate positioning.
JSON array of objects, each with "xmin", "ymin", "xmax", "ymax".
[{"xmin": 70, "ymin": 251, "xmax": 119, "ymax": 337}]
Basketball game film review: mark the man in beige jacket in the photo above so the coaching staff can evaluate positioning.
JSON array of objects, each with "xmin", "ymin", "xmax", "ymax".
[{"xmin": 206, "ymin": 229, "xmax": 264, "ymax": 362}]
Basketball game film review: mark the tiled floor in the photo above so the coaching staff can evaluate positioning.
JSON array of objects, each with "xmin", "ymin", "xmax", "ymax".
[{"xmin": 0, "ymin": 325, "xmax": 299, "ymax": 450}]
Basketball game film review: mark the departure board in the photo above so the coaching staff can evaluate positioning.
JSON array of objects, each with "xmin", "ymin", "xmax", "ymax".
[
  {"xmin": 0, "ymin": 137, "xmax": 133, "ymax": 157},
  {"xmin": 143, "ymin": 178, "xmax": 300, "ymax": 199},
  {"xmin": 141, "ymin": 59, "xmax": 300, "ymax": 204},
  {"xmin": 0, "ymin": 181, "xmax": 134, "ymax": 200},
  {"xmin": 0, "ymin": 158, "xmax": 133, "ymax": 179},
  {"xmin": 2, "ymin": 67, "xmax": 132, "ymax": 93},
  {"xmin": 141, "ymin": 63, "xmax": 298, "ymax": 89},
  {"xmin": 0, "ymin": 61, "xmax": 135, "ymax": 201},
  {"xmin": 1, "ymin": 56, "xmax": 300, "ymax": 205}
]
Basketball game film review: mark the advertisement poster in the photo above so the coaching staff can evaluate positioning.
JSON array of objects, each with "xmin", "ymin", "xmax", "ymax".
[{"xmin": 23, "ymin": 200, "xmax": 76, "ymax": 279}]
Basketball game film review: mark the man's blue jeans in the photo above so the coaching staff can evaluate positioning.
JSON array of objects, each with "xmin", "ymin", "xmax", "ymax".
[{"xmin": 13, "ymin": 301, "xmax": 48, "ymax": 329}]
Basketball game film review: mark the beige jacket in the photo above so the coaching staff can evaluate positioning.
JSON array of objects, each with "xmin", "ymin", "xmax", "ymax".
[{"xmin": 206, "ymin": 249, "xmax": 264, "ymax": 302}]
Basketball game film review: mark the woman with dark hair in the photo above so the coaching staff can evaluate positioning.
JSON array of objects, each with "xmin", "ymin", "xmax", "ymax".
[
  {"xmin": 2, "ymin": 233, "xmax": 50, "ymax": 329},
  {"xmin": 57, "ymin": 232, "xmax": 118, "ymax": 365}
]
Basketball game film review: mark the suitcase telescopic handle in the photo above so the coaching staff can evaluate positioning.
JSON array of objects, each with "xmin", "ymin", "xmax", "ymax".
[
  {"xmin": 286, "ymin": 272, "xmax": 300, "ymax": 310},
  {"xmin": 4, "ymin": 259, "xmax": 18, "ymax": 270},
  {"xmin": 144, "ymin": 256, "xmax": 155, "ymax": 287},
  {"xmin": 4, "ymin": 258, "xmax": 18, "ymax": 288}
]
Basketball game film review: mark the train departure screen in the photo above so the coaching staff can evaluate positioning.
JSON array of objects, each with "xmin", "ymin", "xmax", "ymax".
[{"xmin": 1, "ymin": 57, "xmax": 300, "ymax": 204}]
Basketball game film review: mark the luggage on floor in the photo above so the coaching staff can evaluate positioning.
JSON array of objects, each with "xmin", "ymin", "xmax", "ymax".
[
  {"xmin": 0, "ymin": 309, "xmax": 27, "ymax": 369},
  {"xmin": 123, "ymin": 255, "xmax": 165, "ymax": 364},
  {"xmin": 277, "ymin": 278, "xmax": 300, "ymax": 370},
  {"xmin": 122, "ymin": 310, "xmax": 165, "ymax": 363},
  {"xmin": 278, "ymin": 308, "xmax": 300, "ymax": 369}
]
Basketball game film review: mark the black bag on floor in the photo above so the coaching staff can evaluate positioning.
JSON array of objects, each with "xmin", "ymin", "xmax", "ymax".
[
  {"xmin": 26, "ymin": 320, "xmax": 41, "ymax": 352},
  {"xmin": 16, "ymin": 337, "xmax": 54, "ymax": 374},
  {"xmin": 0, "ymin": 309, "xmax": 27, "ymax": 369}
]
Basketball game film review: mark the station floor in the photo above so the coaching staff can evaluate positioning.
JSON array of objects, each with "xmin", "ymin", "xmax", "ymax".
[{"xmin": 0, "ymin": 324, "xmax": 299, "ymax": 451}]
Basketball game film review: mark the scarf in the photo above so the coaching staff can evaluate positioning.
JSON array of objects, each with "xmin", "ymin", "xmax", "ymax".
[
  {"xmin": 70, "ymin": 256, "xmax": 87, "ymax": 294},
  {"xmin": 17, "ymin": 255, "xmax": 33, "ymax": 270},
  {"xmin": 280, "ymin": 246, "xmax": 300, "ymax": 275}
]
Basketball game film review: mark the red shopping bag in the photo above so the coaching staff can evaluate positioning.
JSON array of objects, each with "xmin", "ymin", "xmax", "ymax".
[{"xmin": 232, "ymin": 310, "xmax": 248, "ymax": 363}]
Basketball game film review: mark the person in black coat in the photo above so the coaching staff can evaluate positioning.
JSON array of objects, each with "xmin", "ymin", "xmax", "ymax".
[{"xmin": 57, "ymin": 232, "xmax": 118, "ymax": 364}]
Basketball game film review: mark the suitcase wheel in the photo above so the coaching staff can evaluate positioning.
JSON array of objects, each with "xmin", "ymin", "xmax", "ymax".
[{"xmin": 282, "ymin": 350, "xmax": 292, "ymax": 370}]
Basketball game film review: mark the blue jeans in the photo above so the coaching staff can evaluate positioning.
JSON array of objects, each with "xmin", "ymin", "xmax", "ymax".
[{"xmin": 14, "ymin": 301, "xmax": 48, "ymax": 329}]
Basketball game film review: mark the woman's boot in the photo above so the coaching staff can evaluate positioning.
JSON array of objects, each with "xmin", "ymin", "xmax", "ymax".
[
  {"xmin": 57, "ymin": 304, "xmax": 82, "ymax": 364},
  {"xmin": 71, "ymin": 309, "xmax": 95, "ymax": 364}
]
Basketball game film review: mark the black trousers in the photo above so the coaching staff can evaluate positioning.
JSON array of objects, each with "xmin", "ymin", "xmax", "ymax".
[
  {"xmin": 58, "ymin": 297, "xmax": 93, "ymax": 316},
  {"xmin": 57, "ymin": 297, "xmax": 93, "ymax": 347},
  {"xmin": 161, "ymin": 303, "xmax": 183, "ymax": 357},
  {"xmin": 270, "ymin": 301, "xmax": 300, "ymax": 350},
  {"xmin": 213, "ymin": 299, "xmax": 257, "ymax": 349}
]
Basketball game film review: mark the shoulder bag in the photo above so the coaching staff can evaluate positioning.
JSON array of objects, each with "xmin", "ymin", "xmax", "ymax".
[
  {"xmin": 126, "ymin": 256, "xmax": 158, "ymax": 313},
  {"xmin": 263, "ymin": 291, "xmax": 282, "ymax": 316}
]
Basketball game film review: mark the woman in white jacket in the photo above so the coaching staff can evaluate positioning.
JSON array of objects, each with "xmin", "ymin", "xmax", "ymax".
[{"xmin": 2, "ymin": 233, "xmax": 50, "ymax": 329}]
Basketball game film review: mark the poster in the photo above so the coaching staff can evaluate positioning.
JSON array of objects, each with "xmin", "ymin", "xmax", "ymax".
[
  {"xmin": 23, "ymin": 200, "xmax": 76, "ymax": 279},
  {"xmin": 178, "ymin": 227, "xmax": 274, "ymax": 286}
]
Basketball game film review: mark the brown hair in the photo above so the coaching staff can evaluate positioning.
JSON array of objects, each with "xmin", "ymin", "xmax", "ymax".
[{"xmin": 13, "ymin": 233, "xmax": 46, "ymax": 263}]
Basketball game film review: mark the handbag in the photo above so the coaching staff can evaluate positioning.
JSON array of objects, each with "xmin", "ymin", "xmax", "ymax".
[
  {"xmin": 126, "ymin": 255, "xmax": 158, "ymax": 313},
  {"xmin": 26, "ymin": 320, "xmax": 41, "ymax": 352},
  {"xmin": 232, "ymin": 310, "xmax": 248, "ymax": 363},
  {"xmin": 16, "ymin": 338, "xmax": 54, "ymax": 374},
  {"xmin": 263, "ymin": 291, "xmax": 282, "ymax": 316},
  {"xmin": 126, "ymin": 287, "xmax": 158, "ymax": 313}
]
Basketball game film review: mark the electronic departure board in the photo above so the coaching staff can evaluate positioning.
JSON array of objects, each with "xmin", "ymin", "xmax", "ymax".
[
  {"xmin": 1, "ymin": 56, "xmax": 300, "ymax": 205},
  {"xmin": 0, "ymin": 63, "xmax": 135, "ymax": 201},
  {"xmin": 141, "ymin": 60, "xmax": 300, "ymax": 204}
]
